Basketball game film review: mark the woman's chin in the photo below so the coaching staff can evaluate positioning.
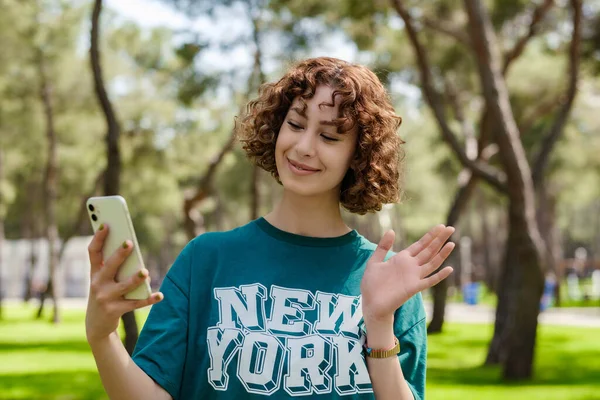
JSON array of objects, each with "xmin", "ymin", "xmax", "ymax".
[{"xmin": 280, "ymin": 181, "xmax": 340, "ymax": 200}]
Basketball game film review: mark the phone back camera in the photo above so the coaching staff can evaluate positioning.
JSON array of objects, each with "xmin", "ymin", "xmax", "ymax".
[
  {"xmin": 88, "ymin": 204, "xmax": 95, "ymax": 212},
  {"xmin": 91, "ymin": 214, "xmax": 98, "ymax": 221}
]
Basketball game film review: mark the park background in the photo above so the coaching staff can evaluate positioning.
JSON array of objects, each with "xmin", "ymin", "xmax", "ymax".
[{"xmin": 0, "ymin": 0, "xmax": 599, "ymax": 399}]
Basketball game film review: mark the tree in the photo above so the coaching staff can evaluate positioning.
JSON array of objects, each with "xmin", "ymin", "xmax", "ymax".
[
  {"xmin": 0, "ymin": 149, "xmax": 4, "ymax": 319},
  {"xmin": 36, "ymin": 14, "xmax": 61, "ymax": 323},
  {"xmin": 90, "ymin": 0, "xmax": 138, "ymax": 355},
  {"xmin": 427, "ymin": 0, "xmax": 557, "ymax": 334},
  {"xmin": 158, "ymin": 0, "xmax": 270, "ymax": 237},
  {"xmin": 392, "ymin": 0, "xmax": 582, "ymax": 379}
]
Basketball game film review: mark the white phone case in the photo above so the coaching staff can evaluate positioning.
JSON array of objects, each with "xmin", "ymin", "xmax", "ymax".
[{"xmin": 86, "ymin": 195, "xmax": 151, "ymax": 300}]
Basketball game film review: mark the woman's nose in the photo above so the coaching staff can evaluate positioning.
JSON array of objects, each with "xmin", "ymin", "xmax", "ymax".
[{"xmin": 295, "ymin": 130, "xmax": 316, "ymax": 157}]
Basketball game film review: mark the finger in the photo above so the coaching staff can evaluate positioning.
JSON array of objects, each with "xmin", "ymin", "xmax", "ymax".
[
  {"xmin": 405, "ymin": 225, "xmax": 445, "ymax": 257},
  {"xmin": 415, "ymin": 226, "xmax": 455, "ymax": 265},
  {"xmin": 371, "ymin": 230, "xmax": 395, "ymax": 264},
  {"xmin": 119, "ymin": 292, "xmax": 164, "ymax": 314},
  {"xmin": 88, "ymin": 224, "xmax": 109, "ymax": 274},
  {"xmin": 113, "ymin": 268, "xmax": 150, "ymax": 297},
  {"xmin": 101, "ymin": 240, "xmax": 134, "ymax": 280},
  {"xmin": 418, "ymin": 266, "xmax": 454, "ymax": 292},
  {"xmin": 423, "ymin": 242, "xmax": 455, "ymax": 277}
]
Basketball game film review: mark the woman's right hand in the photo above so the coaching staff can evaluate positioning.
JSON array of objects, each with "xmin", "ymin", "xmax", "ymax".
[{"xmin": 85, "ymin": 224, "xmax": 164, "ymax": 345}]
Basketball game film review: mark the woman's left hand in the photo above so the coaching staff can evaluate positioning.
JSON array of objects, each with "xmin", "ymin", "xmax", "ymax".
[{"xmin": 361, "ymin": 225, "xmax": 455, "ymax": 322}]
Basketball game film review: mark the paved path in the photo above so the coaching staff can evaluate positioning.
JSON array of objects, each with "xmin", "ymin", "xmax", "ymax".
[
  {"xmin": 6, "ymin": 298, "xmax": 600, "ymax": 328},
  {"xmin": 424, "ymin": 301, "xmax": 600, "ymax": 328}
]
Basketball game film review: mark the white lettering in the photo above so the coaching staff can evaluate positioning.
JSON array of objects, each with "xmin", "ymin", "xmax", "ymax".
[
  {"xmin": 206, "ymin": 328, "xmax": 243, "ymax": 390},
  {"xmin": 214, "ymin": 284, "xmax": 266, "ymax": 330},
  {"xmin": 237, "ymin": 332, "xmax": 285, "ymax": 395},
  {"xmin": 267, "ymin": 286, "xmax": 315, "ymax": 336},
  {"xmin": 333, "ymin": 336, "xmax": 372, "ymax": 395},
  {"xmin": 284, "ymin": 335, "xmax": 332, "ymax": 395},
  {"xmin": 315, "ymin": 292, "xmax": 363, "ymax": 339}
]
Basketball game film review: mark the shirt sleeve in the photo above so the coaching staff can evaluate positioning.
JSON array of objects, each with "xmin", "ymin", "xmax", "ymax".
[
  {"xmin": 132, "ymin": 240, "xmax": 194, "ymax": 400},
  {"xmin": 394, "ymin": 293, "xmax": 427, "ymax": 400}
]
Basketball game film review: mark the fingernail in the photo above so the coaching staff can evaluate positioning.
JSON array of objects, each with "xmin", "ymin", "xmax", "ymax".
[
  {"xmin": 154, "ymin": 293, "xmax": 163, "ymax": 301},
  {"xmin": 138, "ymin": 270, "xmax": 146, "ymax": 278},
  {"xmin": 122, "ymin": 241, "xmax": 129, "ymax": 249},
  {"xmin": 99, "ymin": 224, "xmax": 104, "ymax": 231}
]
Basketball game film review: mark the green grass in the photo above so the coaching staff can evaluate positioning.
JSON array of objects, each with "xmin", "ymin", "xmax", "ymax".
[
  {"xmin": 426, "ymin": 323, "xmax": 600, "ymax": 400},
  {"xmin": 0, "ymin": 303, "xmax": 599, "ymax": 399},
  {"xmin": 0, "ymin": 304, "xmax": 149, "ymax": 400}
]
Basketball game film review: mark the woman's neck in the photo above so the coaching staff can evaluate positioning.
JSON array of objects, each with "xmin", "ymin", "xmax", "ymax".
[{"xmin": 264, "ymin": 190, "xmax": 351, "ymax": 238}]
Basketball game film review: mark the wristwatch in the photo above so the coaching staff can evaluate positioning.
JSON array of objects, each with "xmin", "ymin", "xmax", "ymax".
[{"xmin": 364, "ymin": 337, "xmax": 401, "ymax": 358}]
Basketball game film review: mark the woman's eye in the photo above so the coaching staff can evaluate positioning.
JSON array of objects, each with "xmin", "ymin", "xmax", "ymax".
[
  {"xmin": 321, "ymin": 134, "xmax": 339, "ymax": 142},
  {"xmin": 287, "ymin": 121, "xmax": 302, "ymax": 130}
]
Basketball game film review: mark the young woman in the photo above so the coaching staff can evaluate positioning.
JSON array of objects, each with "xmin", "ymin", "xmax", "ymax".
[{"xmin": 85, "ymin": 57, "xmax": 455, "ymax": 400}]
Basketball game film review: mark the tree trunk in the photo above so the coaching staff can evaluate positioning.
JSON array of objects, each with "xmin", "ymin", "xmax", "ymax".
[
  {"xmin": 249, "ymin": 7, "xmax": 265, "ymax": 222},
  {"xmin": 428, "ymin": 174, "xmax": 478, "ymax": 333},
  {"xmin": 57, "ymin": 171, "xmax": 104, "ymax": 263},
  {"xmin": 483, "ymin": 0, "xmax": 581, "ymax": 372},
  {"xmin": 37, "ymin": 43, "xmax": 60, "ymax": 324},
  {"xmin": 0, "ymin": 149, "xmax": 4, "ymax": 319},
  {"xmin": 91, "ymin": 0, "xmax": 138, "ymax": 354},
  {"xmin": 536, "ymin": 186, "xmax": 558, "ymax": 274},
  {"xmin": 24, "ymin": 225, "xmax": 36, "ymax": 302},
  {"xmin": 479, "ymin": 190, "xmax": 496, "ymax": 292},
  {"xmin": 529, "ymin": 0, "xmax": 582, "ymax": 305},
  {"xmin": 485, "ymin": 203, "xmax": 545, "ymax": 378},
  {"xmin": 465, "ymin": 0, "xmax": 547, "ymax": 379}
]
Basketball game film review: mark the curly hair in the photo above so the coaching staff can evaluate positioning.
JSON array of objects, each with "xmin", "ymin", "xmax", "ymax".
[{"xmin": 236, "ymin": 57, "xmax": 404, "ymax": 214}]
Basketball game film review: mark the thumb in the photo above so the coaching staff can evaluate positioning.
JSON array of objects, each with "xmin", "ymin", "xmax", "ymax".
[{"xmin": 371, "ymin": 230, "xmax": 395, "ymax": 264}]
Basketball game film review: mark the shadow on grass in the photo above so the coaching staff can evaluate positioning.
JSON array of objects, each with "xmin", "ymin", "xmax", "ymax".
[
  {"xmin": 0, "ymin": 370, "xmax": 106, "ymax": 400},
  {"xmin": 427, "ymin": 324, "xmax": 600, "ymax": 390},
  {"xmin": 428, "ymin": 351, "xmax": 600, "ymax": 388},
  {"xmin": 0, "ymin": 340, "xmax": 91, "ymax": 353}
]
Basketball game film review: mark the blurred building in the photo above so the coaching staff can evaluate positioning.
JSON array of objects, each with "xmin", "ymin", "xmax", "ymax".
[{"xmin": 0, "ymin": 236, "xmax": 92, "ymax": 299}]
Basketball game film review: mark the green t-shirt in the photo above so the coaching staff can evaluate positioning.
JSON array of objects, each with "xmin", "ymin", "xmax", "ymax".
[{"xmin": 132, "ymin": 217, "xmax": 427, "ymax": 399}]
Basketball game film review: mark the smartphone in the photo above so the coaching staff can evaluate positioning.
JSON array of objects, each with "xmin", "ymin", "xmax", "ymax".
[{"xmin": 86, "ymin": 195, "xmax": 152, "ymax": 300}]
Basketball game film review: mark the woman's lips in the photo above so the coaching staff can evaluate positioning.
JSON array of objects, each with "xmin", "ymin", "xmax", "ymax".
[{"xmin": 287, "ymin": 158, "xmax": 320, "ymax": 175}]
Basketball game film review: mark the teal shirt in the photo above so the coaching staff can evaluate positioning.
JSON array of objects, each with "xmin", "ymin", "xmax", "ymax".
[{"xmin": 132, "ymin": 218, "xmax": 427, "ymax": 399}]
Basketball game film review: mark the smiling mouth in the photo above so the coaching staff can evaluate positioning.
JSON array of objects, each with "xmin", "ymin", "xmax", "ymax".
[{"xmin": 287, "ymin": 158, "xmax": 320, "ymax": 172}]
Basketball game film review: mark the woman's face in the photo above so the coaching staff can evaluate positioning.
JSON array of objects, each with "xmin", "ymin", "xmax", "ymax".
[{"xmin": 275, "ymin": 85, "xmax": 358, "ymax": 200}]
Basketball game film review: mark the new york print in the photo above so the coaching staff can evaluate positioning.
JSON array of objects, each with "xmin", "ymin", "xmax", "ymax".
[{"xmin": 206, "ymin": 283, "xmax": 373, "ymax": 396}]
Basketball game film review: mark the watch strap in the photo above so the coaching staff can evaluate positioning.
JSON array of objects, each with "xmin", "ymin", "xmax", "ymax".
[{"xmin": 364, "ymin": 337, "xmax": 400, "ymax": 358}]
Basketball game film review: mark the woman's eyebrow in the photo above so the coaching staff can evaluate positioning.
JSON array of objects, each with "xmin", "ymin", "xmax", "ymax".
[
  {"xmin": 290, "ymin": 107, "xmax": 307, "ymax": 118},
  {"xmin": 290, "ymin": 106, "xmax": 337, "ymax": 127}
]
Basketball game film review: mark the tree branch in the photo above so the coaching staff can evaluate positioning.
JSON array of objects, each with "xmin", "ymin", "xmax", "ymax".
[
  {"xmin": 531, "ymin": 0, "xmax": 581, "ymax": 187},
  {"xmin": 91, "ymin": 0, "xmax": 121, "ymax": 196},
  {"xmin": 183, "ymin": 9, "xmax": 267, "ymax": 239},
  {"xmin": 391, "ymin": 0, "xmax": 507, "ymax": 193},
  {"xmin": 422, "ymin": 16, "xmax": 471, "ymax": 46},
  {"xmin": 518, "ymin": 97, "xmax": 562, "ymax": 135},
  {"xmin": 444, "ymin": 76, "xmax": 478, "ymax": 159},
  {"xmin": 249, "ymin": 0, "xmax": 266, "ymax": 220},
  {"xmin": 464, "ymin": 0, "xmax": 538, "ymax": 201},
  {"xmin": 502, "ymin": 0, "xmax": 555, "ymax": 74},
  {"xmin": 182, "ymin": 131, "xmax": 237, "ymax": 240},
  {"xmin": 58, "ymin": 171, "xmax": 104, "ymax": 261}
]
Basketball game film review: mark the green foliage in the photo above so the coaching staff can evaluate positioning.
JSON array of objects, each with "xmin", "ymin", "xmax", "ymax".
[
  {"xmin": 0, "ymin": 0, "xmax": 598, "ymax": 280},
  {"xmin": 490, "ymin": 0, "xmax": 529, "ymax": 29}
]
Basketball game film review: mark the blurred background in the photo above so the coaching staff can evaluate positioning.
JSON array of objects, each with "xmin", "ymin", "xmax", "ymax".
[{"xmin": 0, "ymin": 0, "xmax": 599, "ymax": 399}]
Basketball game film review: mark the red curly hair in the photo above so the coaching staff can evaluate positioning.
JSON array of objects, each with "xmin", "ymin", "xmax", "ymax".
[{"xmin": 237, "ymin": 57, "xmax": 403, "ymax": 214}]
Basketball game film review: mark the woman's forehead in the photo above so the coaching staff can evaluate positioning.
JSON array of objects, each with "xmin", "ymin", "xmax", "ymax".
[{"xmin": 290, "ymin": 88, "xmax": 341, "ymax": 115}]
